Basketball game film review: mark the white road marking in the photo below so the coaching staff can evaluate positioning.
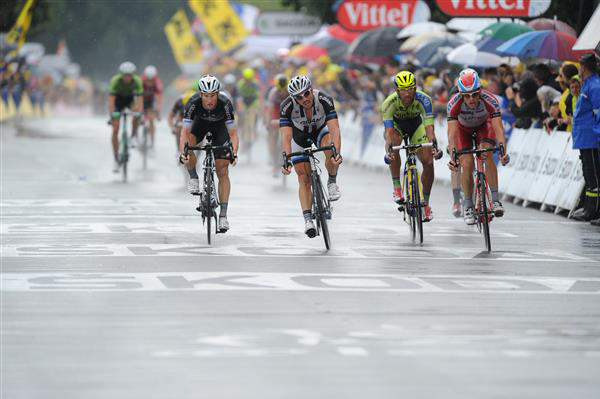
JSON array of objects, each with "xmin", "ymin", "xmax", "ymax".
[
  {"xmin": 2, "ymin": 272, "xmax": 600, "ymax": 294},
  {"xmin": 337, "ymin": 347, "xmax": 369, "ymax": 356}
]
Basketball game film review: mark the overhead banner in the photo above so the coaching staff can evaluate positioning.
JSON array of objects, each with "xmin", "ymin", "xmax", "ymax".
[
  {"xmin": 336, "ymin": 0, "xmax": 430, "ymax": 32},
  {"xmin": 188, "ymin": 0, "xmax": 247, "ymax": 53},
  {"xmin": 164, "ymin": 9, "xmax": 203, "ymax": 66},
  {"xmin": 436, "ymin": 0, "xmax": 551, "ymax": 17},
  {"xmin": 256, "ymin": 12, "xmax": 321, "ymax": 36},
  {"xmin": 5, "ymin": 0, "xmax": 36, "ymax": 50}
]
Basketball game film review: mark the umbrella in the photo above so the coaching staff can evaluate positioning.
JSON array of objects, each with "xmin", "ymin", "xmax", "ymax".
[
  {"xmin": 476, "ymin": 22, "xmax": 533, "ymax": 54},
  {"xmin": 326, "ymin": 24, "xmax": 360, "ymax": 44},
  {"xmin": 399, "ymin": 31, "xmax": 457, "ymax": 53},
  {"xmin": 347, "ymin": 27, "xmax": 402, "ymax": 65},
  {"xmin": 528, "ymin": 18, "xmax": 577, "ymax": 37},
  {"xmin": 303, "ymin": 36, "xmax": 349, "ymax": 63},
  {"xmin": 497, "ymin": 30, "xmax": 584, "ymax": 61},
  {"xmin": 290, "ymin": 45, "xmax": 328, "ymax": 61},
  {"xmin": 413, "ymin": 36, "xmax": 467, "ymax": 68},
  {"xmin": 397, "ymin": 22, "xmax": 447, "ymax": 39},
  {"xmin": 447, "ymin": 43, "xmax": 514, "ymax": 67}
]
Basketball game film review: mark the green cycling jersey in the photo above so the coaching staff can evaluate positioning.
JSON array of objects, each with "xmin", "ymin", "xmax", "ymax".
[{"xmin": 109, "ymin": 74, "xmax": 143, "ymax": 96}]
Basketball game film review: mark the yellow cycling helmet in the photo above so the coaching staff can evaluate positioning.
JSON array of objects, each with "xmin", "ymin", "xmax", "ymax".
[
  {"xmin": 394, "ymin": 71, "xmax": 416, "ymax": 89},
  {"xmin": 242, "ymin": 68, "xmax": 254, "ymax": 80}
]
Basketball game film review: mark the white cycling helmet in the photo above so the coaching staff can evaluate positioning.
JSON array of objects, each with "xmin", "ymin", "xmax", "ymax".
[
  {"xmin": 288, "ymin": 75, "xmax": 311, "ymax": 96},
  {"xmin": 119, "ymin": 61, "xmax": 136, "ymax": 75},
  {"xmin": 144, "ymin": 65, "xmax": 157, "ymax": 78},
  {"xmin": 223, "ymin": 73, "xmax": 236, "ymax": 85},
  {"xmin": 197, "ymin": 75, "xmax": 221, "ymax": 94}
]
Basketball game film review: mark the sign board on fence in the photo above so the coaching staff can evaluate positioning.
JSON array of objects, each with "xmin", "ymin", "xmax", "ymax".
[
  {"xmin": 256, "ymin": 12, "xmax": 321, "ymax": 36},
  {"xmin": 557, "ymin": 151, "xmax": 585, "ymax": 211},
  {"xmin": 436, "ymin": 0, "xmax": 551, "ymax": 17},
  {"xmin": 336, "ymin": 0, "xmax": 431, "ymax": 32},
  {"xmin": 500, "ymin": 128, "xmax": 526, "ymax": 195}
]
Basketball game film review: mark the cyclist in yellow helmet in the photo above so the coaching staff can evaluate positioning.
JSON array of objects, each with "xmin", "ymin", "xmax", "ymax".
[
  {"xmin": 381, "ymin": 70, "xmax": 442, "ymax": 222},
  {"xmin": 264, "ymin": 74, "xmax": 289, "ymax": 176},
  {"xmin": 237, "ymin": 67, "xmax": 261, "ymax": 161}
]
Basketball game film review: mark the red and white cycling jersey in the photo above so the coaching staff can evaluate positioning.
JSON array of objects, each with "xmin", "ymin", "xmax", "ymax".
[{"xmin": 447, "ymin": 89, "xmax": 501, "ymax": 128}]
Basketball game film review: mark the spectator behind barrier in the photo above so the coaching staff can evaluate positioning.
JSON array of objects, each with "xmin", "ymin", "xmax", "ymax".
[
  {"xmin": 556, "ymin": 63, "xmax": 580, "ymax": 132},
  {"xmin": 510, "ymin": 77, "xmax": 542, "ymax": 129}
]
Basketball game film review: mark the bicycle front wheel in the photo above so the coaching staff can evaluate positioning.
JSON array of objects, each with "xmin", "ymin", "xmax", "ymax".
[
  {"xmin": 121, "ymin": 133, "xmax": 128, "ymax": 183},
  {"xmin": 205, "ymin": 173, "xmax": 214, "ymax": 245},
  {"xmin": 314, "ymin": 174, "xmax": 331, "ymax": 250},
  {"xmin": 411, "ymin": 169, "xmax": 424, "ymax": 245},
  {"xmin": 478, "ymin": 172, "xmax": 491, "ymax": 252}
]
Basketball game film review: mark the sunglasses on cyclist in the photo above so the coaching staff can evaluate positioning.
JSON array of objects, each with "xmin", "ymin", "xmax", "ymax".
[
  {"xmin": 462, "ymin": 91, "xmax": 480, "ymax": 99},
  {"xmin": 294, "ymin": 90, "xmax": 311, "ymax": 101}
]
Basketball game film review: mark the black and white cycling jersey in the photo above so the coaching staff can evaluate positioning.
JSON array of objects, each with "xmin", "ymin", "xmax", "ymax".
[{"xmin": 279, "ymin": 89, "xmax": 338, "ymax": 162}]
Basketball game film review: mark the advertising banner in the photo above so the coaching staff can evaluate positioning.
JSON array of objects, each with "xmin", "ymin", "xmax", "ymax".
[
  {"xmin": 189, "ymin": 0, "xmax": 247, "ymax": 53},
  {"xmin": 164, "ymin": 10, "xmax": 203, "ymax": 67},
  {"xmin": 256, "ymin": 12, "xmax": 321, "ymax": 36},
  {"xmin": 436, "ymin": 0, "xmax": 551, "ymax": 18},
  {"xmin": 336, "ymin": 0, "xmax": 430, "ymax": 32}
]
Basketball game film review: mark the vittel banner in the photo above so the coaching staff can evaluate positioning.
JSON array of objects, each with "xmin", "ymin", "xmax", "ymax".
[
  {"xmin": 336, "ymin": 0, "xmax": 431, "ymax": 32},
  {"xmin": 436, "ymin": 0, "xmax": 551, "ymax": 17}
]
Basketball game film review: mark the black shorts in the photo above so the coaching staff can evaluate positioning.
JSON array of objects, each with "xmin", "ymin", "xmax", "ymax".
[
  {"xmin": 115, "ymin": 95, "xmax": 134, "ymax": 112},
  {"xmin": 290, "ymin": 126, "xmax": 330, "ymax": 164},
  {"xmin": 144, "ymin": 97, "xmax": 155, "ymax": 111},
  {"xmin": 191, "ymin": 120, "xmax": 232, "ymax": 161}
]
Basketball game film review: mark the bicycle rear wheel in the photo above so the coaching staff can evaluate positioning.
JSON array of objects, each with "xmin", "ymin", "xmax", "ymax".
[
  {"xmin": 478, "ymin": 173, "xmax": 491, "ymax": 252},
  {"xmin": 121, "ymin": 132, "xmax": 128, "ymax": 183},
  {"xmin": 404, "ymin": 171, "xmax": 416, "ymax": 241},
  {"xmin": 411, "ymin": 169, "xmax": 424, "ymax": 245},
  {"xmin": 314, "ymin": 174, "xmax": 330, "ymax": 250}
]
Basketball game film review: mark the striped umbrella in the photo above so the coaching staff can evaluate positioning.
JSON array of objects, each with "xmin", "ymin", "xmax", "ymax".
[
  {"xmin": 496, "ymin": 30, "xmax": 585, "ymax": 61},
  {"xmin": 476, "ymin": 22, "xmax": 533, "ymax": 54}
]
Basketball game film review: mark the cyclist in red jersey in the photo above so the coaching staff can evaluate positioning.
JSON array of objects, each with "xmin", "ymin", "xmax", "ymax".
[
  {"xmin": 141, "ymin": 65, "xmax": 163, "ymax": 148},
  {"xmin": 447, "ymin": 68, "xmax": 510, "ymax": 225},
  {"xmin": 265, "ymin": 74, "xmax": 289, "ymax": 176}
]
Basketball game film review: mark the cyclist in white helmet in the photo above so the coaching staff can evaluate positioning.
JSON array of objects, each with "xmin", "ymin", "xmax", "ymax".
[
  {"xmin": 280, "ymin": 75, "xmax": 343, "ymax": 238},
  {"xmin": 141, "ymin": 65, "xmax": 163, "ymax": 148},
  {"xmin": 179, "ymin": 75, "xmax": 239, "ymax": 233},
  {"xmin": 108, "ymin": 61, "xmax": 143, "ymax": 173}
]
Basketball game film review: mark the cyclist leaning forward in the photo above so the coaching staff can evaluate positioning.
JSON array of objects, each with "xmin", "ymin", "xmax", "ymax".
[
  {"xmin": 281, "ymin": 75, "xmax": 343, "ymax": 238},
  {"xmin": 179, "ymin": 75, "xmax": 239, "ymax": 233},
  {"xmin": 382, "ymin": 71, "xmax": 442, "ymax": 222},
  {"xmin": 265, "ymin": 73, "xmax": 289, "ymax": 176},
  {"xmin": 447, "ymin": 68, "xmax": 510, "ymax": 225},
  {"xmin": 108, "ymin": 61, "xmax": 143, "ymax": 173}
]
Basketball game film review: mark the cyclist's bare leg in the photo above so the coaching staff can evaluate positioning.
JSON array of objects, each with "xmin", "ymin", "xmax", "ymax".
[
  {"xmin": 481, "ymin": 141, "xmax": 499, "ymax": 190},
  {"xmin": 132, "ymin": 115, "xmax": 140, "ymax": 138},
  {"xmin": 459, "ymin": 154, "xmax": 475, "ymax": 201},
  {"xmin": 388, "ymin": 132, "xmax": 403, "ymax": 180},
  {"xmin": 268, "ymin": 125, "xmax": 279, "ymax": 166},
  {"xmin": 111, "ymin": 119, "xmax": 120, "ymax": 161},
  {"xmin": 215, "ymin": 160, "xmax": 231, "ymax": 203},
  {"xmin": 294, "ymin": 162, "xmax": 313, "ymax": 211},
  {"xmin": 185, "ymin": 135, "xmax": 198, "ymax": 175},
  {"xmin": 417, "ymin": 148, "xmax": 434, "ymax": 202},
  {"xmin": 321, "ymin": 133, "xmax": 340, "ymax": 177}
]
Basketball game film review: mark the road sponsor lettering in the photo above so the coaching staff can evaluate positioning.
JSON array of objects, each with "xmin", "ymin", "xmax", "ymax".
[{"xmin": 2, "ymin": 272, "xmax": 600, "ymax": 293}]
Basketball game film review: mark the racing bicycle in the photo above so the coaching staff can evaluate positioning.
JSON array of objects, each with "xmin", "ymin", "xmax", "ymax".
[
  {"xmin": 283, "ymin": 144, "xmax": 337, "ymax": 250},
  {"xmin": 184, "ymin": 132, "xmax": 234, "ymax": 245},
  {"xmin": 391, "ymin": 141, "xmax": 434, "ymax": 245},
  {"xmin": 453, "ymin": 136, "xmax": 506, "ymax": 253}
]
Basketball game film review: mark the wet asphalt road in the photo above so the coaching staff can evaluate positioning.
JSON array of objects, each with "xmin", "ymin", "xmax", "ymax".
[{"xmin": 1, "ymin": 117, "xmax": 599, "ymax": 399}]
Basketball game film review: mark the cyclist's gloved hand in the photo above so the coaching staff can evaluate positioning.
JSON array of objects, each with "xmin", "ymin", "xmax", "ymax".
[
  {"xmin": 385, "ymin": 143, "xmax": 396, "ymax": 161},
  {"xmin": 332, "ymin": 154, "xmax": 343, "ymax": 165},
  {"xmin": 111, "ymin": 111, "xmax": 121, "ymax": 120},
  {"xmin": 231, "ymin": 154, "xmax": 238, "ymax": 166},
  {"xmin": 178, "ymin": 153, "xmax": 189, "ymax": 165},
  {"xmin": 432, "ymin": 139, "xmax": 443, "ymax": 160},
  {"xmin": 448, "ymin": 159, "xmax": 460, "ymax": 172},
  {"xmin": 500, "ymin": 153, "xmax": 510, "ymax": 166}
]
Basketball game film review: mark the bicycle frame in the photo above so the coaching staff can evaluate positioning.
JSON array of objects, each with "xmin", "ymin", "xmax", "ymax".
[
  {"xmin": 391, "ymin": 141, "xmax": 432, "ymax": 244},
  {"xmin": 284, "ymin": 144, "xmax": 337, "ymax": 250},
  {"xmin": 185, "ymin": 133, "xmax": 234, "ymax": 245}
]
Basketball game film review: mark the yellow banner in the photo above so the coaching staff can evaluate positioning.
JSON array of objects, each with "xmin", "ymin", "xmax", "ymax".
[
  {"xmin": 6, "ymin": 0, "xmax": 36, "ymax": 49},
  {"xmin": 164, "ymin": 9, "xmax": 203, "ymax": 66},
  {"xmin": 188, "ymin": 0, "xmax": 247, "ymax": 53}
]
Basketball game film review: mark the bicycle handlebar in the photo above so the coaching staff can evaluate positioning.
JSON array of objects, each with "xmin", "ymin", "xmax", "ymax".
[
  {"xmin": 391, "ymin": 142, "xmax": 433, "ymax": 151},
  {"xmin": 283, "ymin": 144, "xmax": 338, "ymax": 165},
  {"xmin": 183, "ymin": 133, "xmax": 235, "ymax": 163},
  {"xmin": 452, "ymin": 143, "xmax": 505, "ymax": 163}
]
